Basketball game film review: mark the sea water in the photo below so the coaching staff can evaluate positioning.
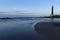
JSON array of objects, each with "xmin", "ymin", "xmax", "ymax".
[{"xmin": 0, "ymin": 18, "xmax": 60, "ymax": 40}]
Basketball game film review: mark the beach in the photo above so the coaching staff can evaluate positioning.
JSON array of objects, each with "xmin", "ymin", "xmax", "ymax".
[{"xmin": 35, "ymin": 22, "xmax": 60, "ymax": 40}]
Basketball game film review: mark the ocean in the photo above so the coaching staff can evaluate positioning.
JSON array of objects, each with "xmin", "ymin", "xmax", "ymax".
[{"xmin": 0, "ymin": 18, "xmax": 60, "ymax": 40}]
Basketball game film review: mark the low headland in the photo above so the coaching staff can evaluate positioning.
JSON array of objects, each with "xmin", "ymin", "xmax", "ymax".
[
  {"xmin": 41, "ymin": 15, "xmax": 60, "ymax": 18},
  {"xmin": 0, "ymin": 17, "xmax": 15, "ymax": 20}
]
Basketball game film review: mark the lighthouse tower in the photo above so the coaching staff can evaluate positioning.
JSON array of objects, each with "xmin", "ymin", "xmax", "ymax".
[
  {"xmin": 51, "ymin": 5, "xmax": 54, "ymax": 22},
  {"xmin": 51, "ymin": 5, "xmax": 54, "ymax": 17}
]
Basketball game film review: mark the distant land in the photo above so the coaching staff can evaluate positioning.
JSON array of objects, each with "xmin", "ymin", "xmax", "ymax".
[
  {"xmin": 0, "ymin": 17, "xmax": 15, "ymax": 20},
  {"xmin": 41, "ymin": 15, "xmax": 60, "ymax": 18},
  {"xmin": 0, "ymin": 15, "xmax": 60, "ymax": 20}
]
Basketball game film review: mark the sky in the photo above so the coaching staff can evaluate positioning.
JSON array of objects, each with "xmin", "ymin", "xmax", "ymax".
[{"xmin": 0, "ymin": 0, "xmax": 60, "ymax": 17}]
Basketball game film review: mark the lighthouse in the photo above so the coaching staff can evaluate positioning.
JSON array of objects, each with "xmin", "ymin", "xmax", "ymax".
[
  {"xmin": 51, "ymin": 5, "xmax": 54, "ymax": 22},
  {"xmin": 51, "ymin": 5, "xmax": 54, "ymax": 16}
]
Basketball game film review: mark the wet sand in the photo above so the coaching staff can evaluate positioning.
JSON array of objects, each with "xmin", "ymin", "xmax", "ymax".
[{"xmin": 35, "ymin": 22, "xmax": 60, "ymax": 40}]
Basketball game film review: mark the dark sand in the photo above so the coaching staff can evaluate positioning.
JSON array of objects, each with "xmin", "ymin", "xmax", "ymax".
[{"xmin": 34, "ymin": 22, "xmax": 60, "ymax": 40}]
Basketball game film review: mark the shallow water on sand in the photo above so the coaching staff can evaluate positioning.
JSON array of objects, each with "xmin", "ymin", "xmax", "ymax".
[{"xmin": 0, "ymin": 18, "xmax": 60, "ymax": 40}]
